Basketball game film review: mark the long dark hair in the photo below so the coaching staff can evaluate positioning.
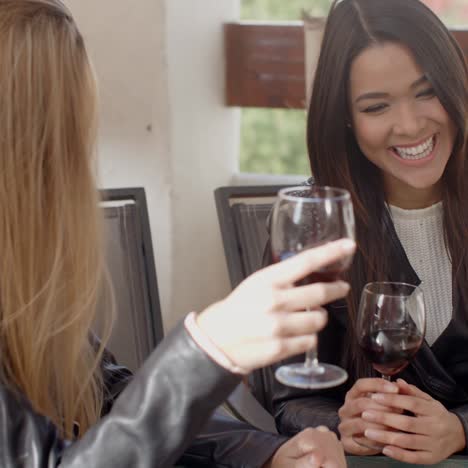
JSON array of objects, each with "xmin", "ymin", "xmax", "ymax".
[{"xmin": 307, "ymin": 0, "xmax": 468, "ymax": 378}]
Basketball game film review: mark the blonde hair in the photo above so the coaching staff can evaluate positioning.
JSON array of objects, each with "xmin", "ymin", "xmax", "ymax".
[{"xmin": 0, "ymin": 0, "xmax": 112, "ymax": 438}]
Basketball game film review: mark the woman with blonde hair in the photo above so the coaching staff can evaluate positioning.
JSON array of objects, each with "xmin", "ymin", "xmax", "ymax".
[{"xmin": 0, "ymin": 1, "xmax": 351, "ymax": 466}]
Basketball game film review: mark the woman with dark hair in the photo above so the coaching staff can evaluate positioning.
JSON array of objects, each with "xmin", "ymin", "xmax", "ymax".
[
  {"xmin": 0, "ymin": 1, "xmax": 351, "ymax": 467},
  {"xmin": 263, "ymin": 0, "xmax": 468, "ymax": 464}
]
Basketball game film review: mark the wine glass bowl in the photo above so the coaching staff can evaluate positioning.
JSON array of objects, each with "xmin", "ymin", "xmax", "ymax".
[
  {"xmin": 271, "ymin": 185, "xmax": 355, "ymax": 389},
  {"xmin": 357, "ymin": 282, "xmax": 426, "ymax": 380}
]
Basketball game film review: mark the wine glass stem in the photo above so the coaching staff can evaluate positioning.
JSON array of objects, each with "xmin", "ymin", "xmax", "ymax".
[
  {"xmin": 382, "ymin": 374, "xmax": 391, "ymax": 381},
  {"xmin": 304, "ymin": 334, "xmax": 319, "ymax": 370}
]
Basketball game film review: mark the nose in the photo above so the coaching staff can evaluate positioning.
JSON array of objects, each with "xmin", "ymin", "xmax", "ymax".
[{"xmin": 392, "ymin": 101, "xmax": 425, "ymax": 138}]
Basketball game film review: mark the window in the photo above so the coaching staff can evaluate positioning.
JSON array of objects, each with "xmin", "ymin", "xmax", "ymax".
[
  {"xmin": 241, "ymin": 0, "xmax": 332, "ymax": 21},
  {"xmin": 240, "ymin": 1, "xmax": 333, "ymax": 175},
  {"xmin": 422, "ymin": 0, "xmax": 468, "ymax": 26}
]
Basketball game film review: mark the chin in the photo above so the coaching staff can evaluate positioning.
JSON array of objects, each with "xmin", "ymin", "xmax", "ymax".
[{"xmin": 403, "ymin": 179, "xmax": 442, "ymax": 191}]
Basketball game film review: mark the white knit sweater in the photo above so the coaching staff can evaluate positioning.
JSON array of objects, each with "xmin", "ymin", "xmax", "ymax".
[{"xmin": 388, "ymin": 202, "xmax": 452, "ymax": 346}]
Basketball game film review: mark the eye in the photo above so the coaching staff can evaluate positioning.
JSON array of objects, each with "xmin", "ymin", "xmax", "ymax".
[
  {"xmin": 361, "ymin": 103, "xmax": 389, "ymax": 114},
  {"xmin": 416, "ymin": 87, "xmax": 436, "ymax": 99}
]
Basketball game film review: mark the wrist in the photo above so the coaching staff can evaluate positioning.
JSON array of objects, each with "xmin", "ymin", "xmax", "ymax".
[
  {"xmin": 450, "ymin": 412, "xmax": 466, "ymax": 453},
  {"xmin": 185, "ymin": 310, "xmax": 249, "ymax": 375},
  {"xmin": 261, "ymin": 451, "xmax": 278, "ymax": 468}
]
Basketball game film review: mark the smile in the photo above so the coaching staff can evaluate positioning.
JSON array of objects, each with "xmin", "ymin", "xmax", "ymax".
[{"xmin": 391, "ymin": 135, "xmax": 436, "ymax": 161}]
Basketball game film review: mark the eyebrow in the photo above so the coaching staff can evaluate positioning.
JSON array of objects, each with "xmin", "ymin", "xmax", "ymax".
[{"xmin": 354, "ymin": 75, "xmax": 429, "ymax": 104}]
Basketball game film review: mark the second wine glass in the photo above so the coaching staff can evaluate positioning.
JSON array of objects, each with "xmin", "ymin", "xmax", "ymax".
[
  {"xmin": 357, "ymin": 282, "xmax": 426, "ymax": 381},
  {"xmin": 271, "ymin": 185, "xmax": 355, "ymax": 389}
]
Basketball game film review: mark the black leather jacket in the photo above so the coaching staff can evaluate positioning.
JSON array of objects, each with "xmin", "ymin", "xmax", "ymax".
[
  {"xmin": 0, "ymin": 322, "xmax": 287, "ymax": 467},
  {"xmin": 261, "ymin": 181, "xmax": 468, "ymax": 453}
]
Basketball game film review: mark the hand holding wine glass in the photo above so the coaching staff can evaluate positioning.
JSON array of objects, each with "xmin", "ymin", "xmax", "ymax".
[
  {"xmin": 341, "ymin": 282, "xmax": 425, "ymax": 454},
  {"xmin": 338, "ymin": 377, "xmax": 399, "ymax": 456},
  {"xmin": 270, "ymin": 186, "xmax": 355, "ymax": 389},
  {"xmin": 361, "ymin": 378, "xmax": 466, "ymax": 464},
  {"xmin": 197, "ymin": 239, "xmax": 355, "ymax": 373}
]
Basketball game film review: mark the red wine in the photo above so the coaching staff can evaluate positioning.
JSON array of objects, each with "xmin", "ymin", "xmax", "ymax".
[
  {"xmin": 359, "ymin": 329, "xmax": 423, "ymax": 376},
  {"xmin": 273, "ymin": 252, "xmax": 345, "ymax": 284},
  {"xmin": 305, "ymin": 269, "xmax": 343, "ymax": 283}
]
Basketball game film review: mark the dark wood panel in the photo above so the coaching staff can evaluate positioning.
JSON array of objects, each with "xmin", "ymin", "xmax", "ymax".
[
  {"xmin": 225, "ymin": 22, "xmax": 468, "ymax": 109},
  {"xmin": 224, "ymin": 23, "xmax": 306, "ymax": 109},
  {"xmin": 452, "ymin": 29, "xmax": 468, "ymax": 57}
]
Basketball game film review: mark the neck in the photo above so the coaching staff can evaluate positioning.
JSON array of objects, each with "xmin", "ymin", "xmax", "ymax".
[{"xmin": 385, "ymin": 177, "xmax": 442, "ymax": 210}]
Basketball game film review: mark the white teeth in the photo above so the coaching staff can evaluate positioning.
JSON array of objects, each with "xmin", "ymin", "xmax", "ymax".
[{"xmin": 394, "ymin": 136, "xmax": 435, "ymax": 160}]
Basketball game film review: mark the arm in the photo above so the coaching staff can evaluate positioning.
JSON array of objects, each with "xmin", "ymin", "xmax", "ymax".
[
  {"xmin": 0, "ymin": 241, "xmax": 354, "ymax": 467},
  {"xmin": 67, "ymin": 246, "xmax": 352, "ymax": 467},
  {"xmin": 180, "ymin": 409, "xmax": 347, "ymax": 468},
  {"xmin": 0, "ymin": 323, "xmax": 238, "ymax": 468},
  {"xmin": 62, "ymin": 323, "xmax": 240, "ymax": 467},
  {"xmin": 179, "ymin": 409, "xmax": 288, "ymax": 468}
]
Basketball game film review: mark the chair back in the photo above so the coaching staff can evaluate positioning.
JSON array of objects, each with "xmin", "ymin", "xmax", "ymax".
[
  {"xmin": 214, "ymin": 185, "xmax": 288, "ymax": 288},
  {"xmin": 214, "ymin": 185, "xmax": 291, "ymax": 432},
  {"xmin": 100, "ymin": 188, "xmax": 164, "ymax": 372}
]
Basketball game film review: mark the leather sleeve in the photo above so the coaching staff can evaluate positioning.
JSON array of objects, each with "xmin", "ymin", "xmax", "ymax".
[
  {"xmin": 62, "ymin": 322, "xmax": 241, "ymax": 467},
  {"xmin": 0, "ymin": 322, "xmax": 242, "ymax": 467},
  {"xmin": 179, "ymin": 409, "xmax": 288, "ymax": 467},
  {"xmin": 0, "ymin": 385, "xmax": 66, "ymax": 467}
]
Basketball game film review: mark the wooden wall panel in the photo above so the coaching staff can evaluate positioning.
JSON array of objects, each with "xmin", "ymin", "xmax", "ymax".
[
  {"xmin": 452, "ymin": 29, "xmax": 468, "ymax": 57},
  {"xmin": 224, "ymin": 23, "xmax": 306, "ymax": 109},
  {"xmin": 225, "ymin": 22, "xmax": 468, "ymax": 109}
]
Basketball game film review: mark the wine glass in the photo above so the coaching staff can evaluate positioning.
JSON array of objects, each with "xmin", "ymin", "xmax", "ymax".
[
  {"xmin": 270, "ymin": 185, "xmax": 355, "ymax": 389},
  {"xmin": 357, "ymin": 282, "xmax": 426, "ymax": 381}
]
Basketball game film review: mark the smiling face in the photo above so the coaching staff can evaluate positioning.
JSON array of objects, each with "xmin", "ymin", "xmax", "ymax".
[{"xmin": 349, "ymin": 42, "xmax": 457, "ymax": 209}]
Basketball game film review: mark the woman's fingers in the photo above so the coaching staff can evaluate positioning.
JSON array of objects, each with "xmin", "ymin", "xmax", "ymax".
[
  {"xmin": 339, "ymin": 417, "xmax": 388, "ymax": 455},
  {"xmin": 396, "ymin": 379, "xmax": 433, "ymax": 400},
  {"xmin": 352, "ymin": 434, "xmax": 385, "ymax": 452},
  {"xmin": 364, "ymin": 427, "xmax": 429, "ymax": 451},
  {"xmin": 262, "ymin": 335, "xmax": 318, "ymax": 364},
  {"xmin": 339, "ymin": 417, "xmax": 385, "ymax": 437},
  {"xmin": 262, "ymin": 239, "xmax": 356, "ymax": 287},
  {"xmin": 370, "ymin": 393, "xmax": 431, "ymax": 416},
  {"xmin": 345, "ymin": 378, "xmax": 398, "ymax": 400},
  {"xmin": 278, "ymin": 281, "xmax": 350, "ymax": 311},
  {"xmin": 362, "ymin": 409, "xmax": 428, "ymax": 435},
  {"xmin": 341, "ymin": 433, "xmax": 382, "ymax": 456},
  {"xmin": 271, "ymin": 308, "xmax": 328, "ymax": 337},
  {"xmin": 195, "ymin": 239, "xmax": 356, "ymax": 372},
  {"xmin": 338, "ymin": 395, "xmax": 397, "ymax": 418}
]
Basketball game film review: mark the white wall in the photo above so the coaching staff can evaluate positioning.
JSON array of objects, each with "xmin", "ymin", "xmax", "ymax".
[
  {"xmin": 65, "ymin": 0, "xmax": 240, "ymax": 331},
  {"xmin": 166, "ymin": 0, "xmax": 240, "ymax": 327}
]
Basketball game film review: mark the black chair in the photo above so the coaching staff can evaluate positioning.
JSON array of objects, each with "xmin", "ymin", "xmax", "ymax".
[
  {"xmin": 99, "ymin": 187, "xmax": 164, "ymax": 372},
  {"xmin": 214, "ymin": 185, "xmax": 288, "ymax": 287},
  {"xmin": 214, "ymin": 185, "xmax": 290, "ymax": 432}
]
